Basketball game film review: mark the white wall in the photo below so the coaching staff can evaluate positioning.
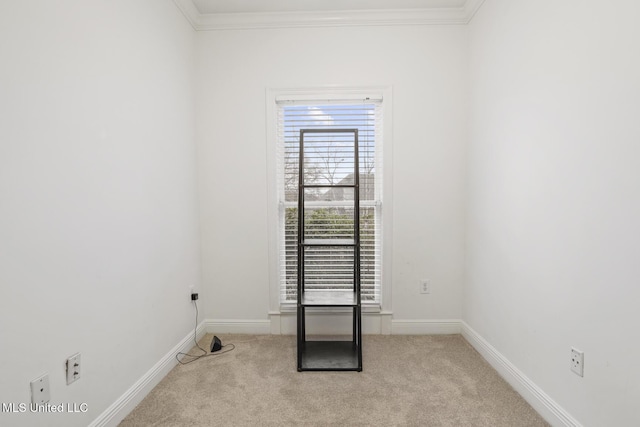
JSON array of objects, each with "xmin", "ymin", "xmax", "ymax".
[
  {"xmin": 196, "ymin": 25, "xmax": 468, "ymax": 326},
  {"xmin": 0, "ymin": 1, "xmax": 199, "ymax": 426},
  {"xmin": 465, "ymin": 0, "xmax": 640, "ymax": 425}
]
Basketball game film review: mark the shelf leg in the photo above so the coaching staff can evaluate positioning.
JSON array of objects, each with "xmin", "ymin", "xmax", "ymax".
[{"xmin": 352, "ymin": 306, "xmax": 357, "ymax": 344}]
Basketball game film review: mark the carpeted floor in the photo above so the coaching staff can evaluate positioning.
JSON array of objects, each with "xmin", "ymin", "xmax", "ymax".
[{"xmin": 121, "ymin": 334, "xmax": 549, "ymax": 426}]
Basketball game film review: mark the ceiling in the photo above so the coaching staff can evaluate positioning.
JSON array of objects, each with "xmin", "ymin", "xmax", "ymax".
[{"xmin": 191, "ymin": 0, "xmax": 468, "ymax": 14}]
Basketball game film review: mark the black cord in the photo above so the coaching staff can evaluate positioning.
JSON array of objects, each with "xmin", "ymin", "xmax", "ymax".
[{"xmin": 175, "ymin": 300, "xmax": 235, "ymax": 365}]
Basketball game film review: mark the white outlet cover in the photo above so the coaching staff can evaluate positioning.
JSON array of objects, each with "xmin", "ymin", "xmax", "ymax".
[
  {"xmin": 30, "ymin": 374, "xmax": 50, "ymax": 404},
  {"xmin": 67, "ymin": 353, "xmax": 81, "ymax": 385},
  {"xmin": 571, "ymin": 348, "xmax": 584, "ymax": 377},
  {"xmin": 420, "ymin": 280, "xmax": 431, "ymax": 294}
]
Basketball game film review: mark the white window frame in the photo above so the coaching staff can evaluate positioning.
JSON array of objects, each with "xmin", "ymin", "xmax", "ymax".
[{"xmin": 266, "ymin": 86, "xmax": 393, "ymax": 316}]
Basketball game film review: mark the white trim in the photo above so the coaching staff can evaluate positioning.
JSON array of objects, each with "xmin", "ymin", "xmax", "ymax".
[
  {"xmin": 463, "ymin": 0, "xmax": 486, "ymax": 23},
  {"xmin": 265, "ymin": 88, "xmax": 282, "ymax": 316},
  {"xmin": 379, "ymin": 88, "xmax": 393, "ymax": 314},
  {"xmin": 204, "ymin": 319, "xmax": 272, "ymax": 334},
  {"xmin": 461, "ymin": 322, "xmax": 583, "ymax": 427},
  {"xmin": 172, "ymin": 0, "xmax": 201, "ymax": 30},
  {"xmin": 270, "ymin": 86, "xmax": 389, "ymax": 104},
  {"xmin": 265, "ymin": 85, "xmax": 393, "ymax": 315},
  {"xmin": 391, "ymin": 319, "xmax": 462, "ymax": 335},
  {"xmin": 88, "ymin": 322, "xmax": 207, "ymax": 427},
  {"xmin": 276, "ymin": 93, "xmax": 384, "ymax": 103},
  {"xmin": 174, "ymin": 0, "xmax": 486, "ymax": 31},
  {"xmin": 379, "ymin": 311, "xmax": 393, "ymax": 335}
]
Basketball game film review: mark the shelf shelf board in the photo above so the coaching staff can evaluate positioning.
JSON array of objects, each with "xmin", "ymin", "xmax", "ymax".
[
  {"xmin": 302, "ymin": 184, "xmax": 356, "ymax": 188},
  {"xmin": 301, "ymin": 290, "xmax": 357, "ymax": 306},
  {"xmin": 299, "ymin": 341, "xmax": 361, "ymax": 371},
  {"xmin": 302, "ymin": 239, "xmax": 355, "ymax": 246}
]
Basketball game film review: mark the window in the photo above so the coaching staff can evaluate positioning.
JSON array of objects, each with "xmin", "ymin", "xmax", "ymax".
[{"xmin": 275, "ymin": 99, "xmax": 383, "ymax": 305}]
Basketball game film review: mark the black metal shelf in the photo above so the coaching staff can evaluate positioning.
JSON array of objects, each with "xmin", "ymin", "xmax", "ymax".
[
  {"xmin": 299, "ymin": 341, "xmax": 361, "ymax": 371},
  {"xmin": 297, "ymin": 128, "xmax": 362, "ymax": 372}
]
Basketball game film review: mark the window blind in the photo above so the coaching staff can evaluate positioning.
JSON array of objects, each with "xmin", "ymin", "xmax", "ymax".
[{"xmin": 276, "ymin": 100, "xmax": 383, "ymax": 305}]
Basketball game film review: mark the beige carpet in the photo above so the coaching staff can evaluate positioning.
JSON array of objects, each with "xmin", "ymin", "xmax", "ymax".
[{"xmin": 121, "ymin": 334, "xmax": 549, "ymax": 426}]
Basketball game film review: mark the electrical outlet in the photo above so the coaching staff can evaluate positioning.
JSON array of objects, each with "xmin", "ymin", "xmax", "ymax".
[
  {"xmin": 570, "ymin": 348, "xmax": 584, "ymax": 377},
  {"xmin": 66, "ymin": 353, "xmax": 81, "ymax": 385},
  {"xmin": 420, "ymin": 279, "xmax": 431, "ymax": 294},
  {"xmin": 30, "ymin": 374, "xmax": 50, "ymax": 404}
]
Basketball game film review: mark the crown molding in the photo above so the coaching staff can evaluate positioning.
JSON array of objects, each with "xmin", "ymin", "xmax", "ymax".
[
  {"xmin": 173, "ymin": 0, "xmax": 201, "ymax": 30},
  {"xmin": 174, "ymin": 0, "xmax": 485, "ymax": 31},
  {"xmin": 462, "ymin": 0, "xmax": 485, "ymax": 23}
]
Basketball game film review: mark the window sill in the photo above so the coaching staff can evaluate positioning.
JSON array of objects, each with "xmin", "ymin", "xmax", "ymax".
[{"xmin": 278, "ymin": 303, "xmax": 382, "ymax": 314}]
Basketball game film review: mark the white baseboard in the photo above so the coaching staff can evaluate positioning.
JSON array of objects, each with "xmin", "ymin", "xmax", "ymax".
[
  {"xmin": 391, "ymin": 319, "xmax": 462, "ymax": 335},
  {"xmin": 88, "ymin": 322, "xmax": 207, "ymax": 427},
  {"xmin": 204, "ymin": 319, "xmax": 272, "ymax": 334},
  {"xmin": 213, "ymin": 316, "xmax": 460, "ymax": 336},
  {"xmin": 203, "ymin": 316, "xmax": 460, "ymax": 336},
  {"xmin": 461, "ymin": 322, "xmax": 582, "ymax": 427}
]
